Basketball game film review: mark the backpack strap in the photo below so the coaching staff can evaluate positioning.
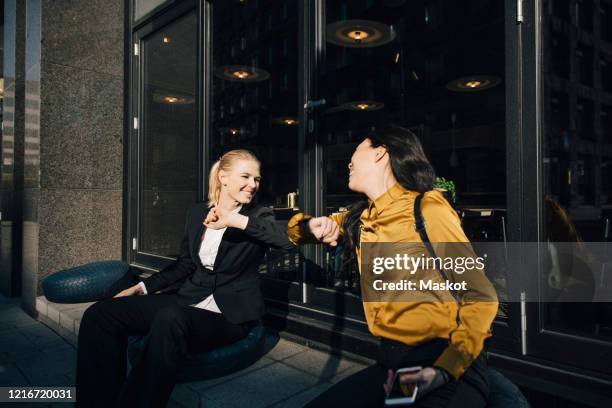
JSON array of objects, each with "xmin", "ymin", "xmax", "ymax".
[
  {"xmin": 415, "ymin": 192, "xmax": 458, "ymax": 301},
  {"xmin": 354, "ymin": 219, "xmax": 362, "ymax": 250},
  {"xmin": 414, "ymin": 192, "xmax": 437, "ymax": 259}
]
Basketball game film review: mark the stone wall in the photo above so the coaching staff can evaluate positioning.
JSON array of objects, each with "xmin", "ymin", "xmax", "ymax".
[{"xmin": 20, "ymin": 0, "xmax": 124, "ymax": 314}]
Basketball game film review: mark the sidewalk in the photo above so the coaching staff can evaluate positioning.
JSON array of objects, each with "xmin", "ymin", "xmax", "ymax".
[{"xmin": 0, "ymin": 294, "xmax": 369, "ymax": 407}]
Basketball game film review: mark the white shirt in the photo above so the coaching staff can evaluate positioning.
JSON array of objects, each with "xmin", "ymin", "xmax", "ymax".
[{"xmin": 138, "ymin": 206, "xmax": 243, "ymax": 314}]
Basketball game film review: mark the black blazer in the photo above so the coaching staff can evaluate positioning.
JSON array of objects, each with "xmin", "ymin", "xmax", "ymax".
[{"xmin": 141, "ymin": 202, "xmax": 295, "ymax": 324}]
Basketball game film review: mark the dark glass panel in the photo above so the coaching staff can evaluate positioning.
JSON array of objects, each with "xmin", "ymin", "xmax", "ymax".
[
  {"xmin": 542, "ymin": 0, "xmax": 612, "ymax": 340},
  {"xmin": 575, "ymin": 0, "xmax": 593, "ymax": 32},
  {"xmin": 316, "ymin": 0, "xmax": 507, "ymax": 318},
  {"xmin": 211, "ymin": 0, "xmax": 300, "ymax": 282},
  {"xmin": 576, "ymin": 46, "xmax": 593, "ymax": 87},
  {"xmin": 139, "ymin": 11, "xmax": 198, "ymax": 257}
]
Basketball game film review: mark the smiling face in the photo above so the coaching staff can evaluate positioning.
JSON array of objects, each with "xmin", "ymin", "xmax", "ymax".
[
  {"xmin": 218, "ymin": 159, "xmax": 261, "ymax": 205},
  {"xmin": 348, "ymin": 138, "xmax": 386, "ymax": 193}
]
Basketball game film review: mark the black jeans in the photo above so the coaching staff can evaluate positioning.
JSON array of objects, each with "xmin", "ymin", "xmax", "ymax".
[
  {"xmin": 75, "ymin": 293, "xmax": 249, "ymax": 408},
  {"xmin": 304, "ymin": 338, "xmax": 489, "ymax": 408}
]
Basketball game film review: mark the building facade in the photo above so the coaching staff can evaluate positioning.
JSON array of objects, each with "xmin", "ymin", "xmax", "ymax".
[{"xmin": 1, "ymin": 0, "xmax": 611, "ymax": 406}]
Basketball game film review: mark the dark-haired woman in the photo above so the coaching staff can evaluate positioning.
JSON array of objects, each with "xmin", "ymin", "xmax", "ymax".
[{"xmin": 289, "ymin": 127, "xmax": 498, "ymax": 407}]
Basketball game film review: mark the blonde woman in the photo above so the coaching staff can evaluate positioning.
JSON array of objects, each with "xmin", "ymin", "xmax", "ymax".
[{"xmin": 75, "ymin": 150, "xmax": 294, "ymax": 408}]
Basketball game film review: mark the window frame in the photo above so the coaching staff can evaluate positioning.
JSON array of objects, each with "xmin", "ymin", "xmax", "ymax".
[
  {"xmin": 521, "ymin": 0, "xmax": 612, "ymax": 375},
  {"xmin": 127, "ymin": 0, "xmax": 204, "ymax": 271},
  {"xmin": 122, "ymin": 0, "xmax": 612, "ymax": 381}
]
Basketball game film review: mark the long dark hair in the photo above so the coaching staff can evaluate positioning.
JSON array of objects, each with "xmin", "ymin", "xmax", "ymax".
[{"xmin": 341, "ymin": 125, "xmax": 436, "ymax": 255}]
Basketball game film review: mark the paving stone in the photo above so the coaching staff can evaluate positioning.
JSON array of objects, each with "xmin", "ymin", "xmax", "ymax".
[
  {"xmin": 0, "ymin": 294, "xmax": 16, "ymax": 305},
  {"xmin": 263, "ymin": 338, "xmax": 307, "ymax": 361},
  {"xmin": 35, "ymin": 297, "xmax": 48, "ymax": 317},
  {"xmin": 2, "ymin": 295, "xmax": 373, "ymax": 408},
  {"xmin": 328, "ymin": 362, "xmax": 369, "ymax": 384},
  {"xmin": 282, "ymin": 348, "xmax": 356, "ymax": 380},
  {"xmin": 45, "ymin": 302, "xmax": 86, "ymax": 326},
  {"xmin": 0, "ymin": 362, "xmax": 30, "ymax": 386},
  {"xmin": 36, "ymin": 316, "xmax": 77, "ymax": 347},
  {"xmin": 61, "ymin": 308, "xmax": 87, "ymax": 335},
  {"xmin": 18, "ymin": 323, "xmax": 58, "ymax": 346},
  {"xmin": 197, "ymin": 396, "xmax": 240, "ymax": 408},
  {"xmin": 39, "ymin": 338, "xmax": 75, "ymax": 355},
  {"xmin": 74, "ymin": 319, "xmax": 81, "ymax": 336},
  {"xmin": 58, "ymin": 311, "xmax": 76, "ymax": 333},
  {"xmin": 0, "ymin": 348, "xmax": 47, "ymax": 365},
  {"xmin": 271, "ymin": 381, "xmax": 334, "ymax": 408},
  {"xmin": 17, "ymin": 351, "xmax": 77, "ymax": 385},
  {"xmin": 187, "ymin": 356, "xmax": 276, "ymax": 392},
  {"xmin": 169, "ymin": 383, "xmax": 203, "ymax": 408},
  {"xmin": 0, "ymin": 308, "xmax": 38, "ymax": 328},
  {"xmin": 0, "ymin": 334, "xmax": 41, "ymax": 364},
  {"xmin": 64, "ymin": 371, "xmax": 76, "ymax": 385},
  {"xmin": 203, "ymin": 361, "xmax": 319, "ymax": 408}
]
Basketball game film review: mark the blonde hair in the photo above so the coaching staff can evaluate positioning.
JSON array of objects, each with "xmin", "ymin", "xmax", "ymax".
[{"xmin": 208, "ymin": 149, "xmax": 260, "ymax": 207}]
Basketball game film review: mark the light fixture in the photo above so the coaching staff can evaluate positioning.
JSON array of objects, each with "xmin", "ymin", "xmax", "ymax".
[
  {"xmin": 347, "ymin": 30, "xmax": 370, "ymax": 42},
  {"xmin": 153, "ymin": 91, "xmax": 195, "ymax": 105},
  {"xmin": 215, "ymin": 65, "xmax": 270, "ymax": 82},
  {"xmin": 446, "ymin": 75, "xmax": 501, "ymax": 92},
  {"xmin": 233, "ymin": 70, "xmax": 251, "ymax": 79},
  {"xmin": 272, "ymin": 117, "xmax": 299, "ymax": 126},
  {"xmin": 326, "ymin": 20, "xmax": 396, "ymax": 48},
  {"xmin": 219, "ymin": 126, "xmax": 246, "ymax": 137},
  {"xmin": 343, "ymin": 100, "xmax": 385, "ymax": 111},
  {"xmin": 162, "ymin": 36, "xmax": 170, "ymax": 44}
]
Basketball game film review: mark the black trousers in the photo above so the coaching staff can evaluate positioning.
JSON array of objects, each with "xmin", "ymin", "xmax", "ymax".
[
  {"xmin": 304, "ymin": 338, "xmax": 489, "ymax": 408},
  {"xmin": 75, "ymin": 293, "xmax": 249, "ymax": 408}
]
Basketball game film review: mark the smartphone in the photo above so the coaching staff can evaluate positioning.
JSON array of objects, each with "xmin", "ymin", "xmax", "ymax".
[{"xmin": 384, "ymin": 366, "xmax": 421, "ymax": 406}]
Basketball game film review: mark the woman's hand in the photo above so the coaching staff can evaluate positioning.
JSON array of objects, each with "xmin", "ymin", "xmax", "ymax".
[
  {"xmin": 308, "ymin": 217, "xmax": 340, "ymax": 246},
  {"xmin": 114, "ymin": 283, "xmax": 145, "ymax": 298},
  {"xmin": 204, "ymin": 206, "xmax": 248, "ymax": 230},
  {"xmin": 383, "ymin": 367, "xmax": 450, "ymax": 400}
]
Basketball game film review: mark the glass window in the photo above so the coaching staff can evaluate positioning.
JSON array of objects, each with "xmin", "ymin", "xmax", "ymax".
[
  {"xmin": 575, "ymin": 0, "xmax": 593, "ymax": 32},
  {"xmin": 576, "ymin": 98, "xmax": 594, "ymax": 140},
  {"xmin": 576, "ymin": 46, "xmax": 593, "ymax": 87},
  {"xmin": 316, "ymin": 0, "xmax": 507, "ymax": 316},
  {"xmin": 602, "ymin": 54, "xmax": 612, "ymax": 91},
  {"xmin": 542, "ymin": 0, "xmax": 612, "ymax": 340},
  {"xmin": 602, "ymin": 3, "xmax": 612, "ymax": 43},
  {"xmin": 550, "ymin": 0, "xmax": 570, "ymax": 19},
  {"xmin": 603, "ymin": 105, "xmax": 612, "ymax": 145},
  {"xmin": 139, "ymin": 11, "xmax": 198, "ymax": 258},
  {"xmin": 550, "ymin": 35, "xmax": 570, "ymax": 79},
  {"xmin": 211, "ymin": 0, "xmax": 300, "ymax": 282}
]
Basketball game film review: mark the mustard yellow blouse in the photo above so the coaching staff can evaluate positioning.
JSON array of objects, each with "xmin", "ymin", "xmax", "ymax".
[{"xmin": 287, "ymin": 183, "xmax": 499, "ymax": 380}]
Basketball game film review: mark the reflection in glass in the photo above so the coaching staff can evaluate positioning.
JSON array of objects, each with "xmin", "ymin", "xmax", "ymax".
[
  {"xmin": 318, "ymin": 1, "xmax": 507, "ymax": 319},
  {"xmin": 326, "ymin": 20, "xmax": 396, "ymax": 48},
  {"xmin": 211, "ymin": 0, "xmax": 300, "ymax": 282},
  {"xmin": 542, "ymin": 0, "xmax": 612, "ymax": 340},
  {"xmin": 139, "ymin": 11, "xmax": 198, "ymax": 257},
  {"xmin": 134, "ymin": 0, "xmax": 170, "ymax": 21}
]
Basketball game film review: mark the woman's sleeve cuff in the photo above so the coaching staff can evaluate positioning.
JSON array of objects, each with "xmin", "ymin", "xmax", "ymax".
[
  {"xmin": 433, "ymin": 345, "xmax": 474, "ymax": 380},
  {"xmin": 287, "ymin": 213, "xmax": 317, "ymax": 245}
]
